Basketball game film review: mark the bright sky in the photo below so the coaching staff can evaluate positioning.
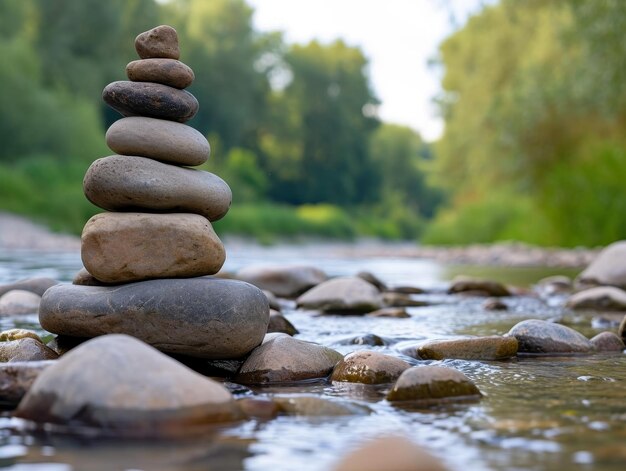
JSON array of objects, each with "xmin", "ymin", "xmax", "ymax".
[{"xmin": 247, "ymin": 0, "xmax": 488, "ymax": 142}]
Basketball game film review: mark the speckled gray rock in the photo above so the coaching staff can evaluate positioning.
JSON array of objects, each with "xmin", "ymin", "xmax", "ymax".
[
  {"xmin": 590, "ymin": 331, "xmax": 625, "ymax": 352},
  {"xmin": 135, "ymin": 25, "xmax": 179, "ymax": 60},
  {"xmin": 83, "ymin": 155, "xmax": 231, "ymax": 221},
  {"xmin": 126, "ymin": 59, "xmax": 194, "ymax": 89},
  {"xmin": 0, "ymin": 290, "xmax": 41, "ymax": 315},
  {"xmin": 508, "ymin": 319, "xmax": 593, "ymax": 355},
  {"xmin": 387, "ymin": 365, "xmax": 482, "ymax": 403},
  {"xmin": 235, "ymin": 335, "xmax": 342, "ymax": 384},
  {"xmin": 577, "ymin": 241, "xmax": 626, "ymax": 289},
  {"xmin": 297, "ymin": 277, "xmax": 383, "ymax": 313},
  {"xmin": 0, "ymin": 361, "xmax": 55, "ymax": 405},
  {"xmin": 81, "ymin": 212, "xmax": 225, "ymax": 283},
  {"xmin": 416, "ymin": 336, "xmax": 518, "ymax": 361},
  {"xmin": 566, "ymin": 286, "xmax": 626, "ymax": 311},
  {"xmin": 235, "ymin": 265, "xmax": 328, "ymax": 298},
  {"xmin": 106, "ymin": 117, "xmax": 209, "ymax": 166},
  {"xmin": 449, "ymin": 277, "xmax": 511, "ymax": 297},
  {"xmin": 0, "ymin": 278, "xmax": 59, "ymax": 297},
  {"xmin": 331, "ymin": 351, "xmax": 410, "ymax": 384},
  {"xmin": 0, "ymin": 338, "xmax": 58, "ymax": 362},
  {"xmin": 15, "ymin": 335, "xmax": 241, "ymax": 434},
  {"xmin": 39, "ymin": 278, "xmax": 269, "ymax": 359},
  {"xmin": 103, "ymin": 81, "xmax": 198, "ymax": 123}
]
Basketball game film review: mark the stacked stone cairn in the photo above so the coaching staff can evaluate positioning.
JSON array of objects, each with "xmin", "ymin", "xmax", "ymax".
[{"xmin": 38, "ymin": 25, "xmax": 270, "ymax": 360}]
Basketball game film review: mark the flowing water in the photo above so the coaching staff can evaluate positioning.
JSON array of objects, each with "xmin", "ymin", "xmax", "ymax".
[{"xmin": 0, "ymin": 243, "xmax": 624, "ymax": 471}]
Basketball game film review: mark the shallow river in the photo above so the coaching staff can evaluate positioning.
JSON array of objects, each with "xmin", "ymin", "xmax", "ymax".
[{"xmin": 0, "ymin": 243, "xmax": 624, "ymax": 471}]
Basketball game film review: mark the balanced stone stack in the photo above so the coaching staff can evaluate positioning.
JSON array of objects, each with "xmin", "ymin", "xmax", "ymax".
[{"xmin": 38, "ymin": 25, "xmax": 269, "ymax": 359}]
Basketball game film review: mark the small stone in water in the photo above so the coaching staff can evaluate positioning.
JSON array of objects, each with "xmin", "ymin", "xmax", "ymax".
[
  {"xmin": 267, "ymin": 310, "xmax": 299, "ymax": 335},
  {"xmin": 590, "ymin": 331, "xmax": 625, "ymax": 352},
  {"xmin": 0, "ymin": 290, "xmax": 41, "ymax": 316},
  {"xmin": 331, "ymin": 350, "xmax": 411, "ymax": 384},
  {"xmin": 297, "ymin": 276, "xmax": 383, "ymax": 313},
  {"xmin": 508, "ymin": 319, "xmax": 593, "ymax": 355},
  {"xmin": 417, "ymin": 336, "xmax": 518, "ymax": 361},
  {"xmin": 0, "ymin": 278, "xmax": 59, "ymax": 297},
  {"xmin": 0, "ymin": 338, "xmax": 58, "ymax": 362},
  {"xmin": 366, "ymin": 307, "xmax": 410, "ymax": 318},
  {"xmin": 449, "ymin": 276, "xmax": 511, "ymax": 297}
]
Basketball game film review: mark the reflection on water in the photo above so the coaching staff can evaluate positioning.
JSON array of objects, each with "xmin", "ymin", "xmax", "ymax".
[{"xmin": 0, "ymin": 246, "xmax": 624, "ymax": 471}]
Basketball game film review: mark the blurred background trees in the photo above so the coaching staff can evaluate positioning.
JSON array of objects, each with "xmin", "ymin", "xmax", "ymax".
[{"xmin": 1, "ymin": 0, "xmax": 625, "ymax": 246}]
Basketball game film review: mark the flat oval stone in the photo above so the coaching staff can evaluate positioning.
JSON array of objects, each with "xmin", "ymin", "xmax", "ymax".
[
  {"xmin": 297, "ymin": 277, "xmax": 383, "ymax": 313},
  {"xmin": 267, "ymin": 310, "xmax": 299, "ymax": 335},
  {"xmin": 0, "ymin": 277, "xmax": 59, "ymax": 297},
  {"xmin": 449, "ymin": 276, "xmax": 511, "ymax": 297},
  {"xmin": 106, "ymin": 117, "xmax": 209, "ymax": 166},
  {"xmin": 235, "ymin": 264, "xmax": 328, "ymax": 298},
  {"xmin": 508, "ymin": 319, "xmax": 593, "ymax": 355},
  {"xmin": 566, "ymin": 286, "xmax": 626, "ymax": 311},
  {"xmin": 103, "ymin": 81, "xmax": 198, "ymax": 123},
  {"xmin": 417, "ymin": 336, "xmax": 518, "ymax": 361},
  {"xmin": 135, "ymin": 25, "xmax": 179, "ymax": 60},
  {"xmin": 39, "ymin": 279, "xmax": 269, "ymax": 359},
  {"xmin": 577, "ymin": 241, "xmax": 626, "ymax": 289},
  {"xmin": 81, "ymin": 212, "xmax": 225, "ymax": 283},
  {"xmin": 83, "ymin": 155, "xmax": 231, "ymax": 221},
  {"xmin": 330, "ymin": 350, "xmax": 411, "ymax": 384},
  {"xmin": 15, "ymin": 335, "xmax": 242, "ymax": 435},
  {"xmin": 387, "ymin": 365, "xmax": 482, "ymax": 403},
  {"xmin": 127, "ymin": 59, "xmax": 194, "ymax": 89},
  {"xmin": 235, "ymin": 335, "xmax": 343, "ymax": 384}
]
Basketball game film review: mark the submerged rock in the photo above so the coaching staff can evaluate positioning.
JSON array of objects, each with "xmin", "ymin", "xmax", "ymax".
[
  {"xmin": 566, "ymin": 286, "xmax": 626, "ymax": 311},
  {"xmin": 235, "ymin": 264, "xmax": 327, "ymax": 298},
  {"xmin": 577, "ymin": 241, "xmax": 626, "ymax": 289},
  {"xmin": 590, "ymin": 331, "xmax": 625, "ymax": 352},
  {"xmin": 235, "ymin": 335, "xmax": 342, "ymax": 384},
  {"xmin": 267, "ymin": 310, "xmax": 299, "ymax": 336},
  {"xmin": 417, "ymin": 336, "xmax": 518, "ymax": 361},
  {"xmin": 387, "ymin": 365, "xmax": 481, "ymax": 404},
  {"xmin": 0, "ymin": 361, "xmax": 55, "ymax": 406},
  {"xmin": 297, "ymin": 277, "xmax": 383, "ymax": 313},
  {"xmin": 482, "ymin": 298, "xmax": 508, "ymax": 311},
  {"xmin": 366, "ymin": 307, "xmax": 410, "ymax": 318},
  {"xmin": 272, "ymin": 395, "xmax": 370, "ymax": 416},
  {"xmin": 331, "ymin": 351, "xmax": 411, "ymax": 384},
  {"xmin": 508, "ymin": 319, "xmax": 593, "ymax": 355},
  {"xmin": 448, "ymin": 277, "xmax": 511, "ymax": 297},
  {"xmin": 382, "ymin": 292, "xmax": 428, "ymax": 308},
  {"xmin": 39, "ymin": 278, "xmax": 269, "ymax": 359},
  {"xmin": 331, "ymin": 435, "xmax": 448, "ymax": 471},
  {"xmin": 15, "ymin": 335, "xmax": 240, "ymax": 434},
  {"xmin": 0, "ymin": 290, "xmax": 41, "ymax": 315},
  {"xmin": 0, "ymin": 338, "xmax": 58, "ymax": 362}
]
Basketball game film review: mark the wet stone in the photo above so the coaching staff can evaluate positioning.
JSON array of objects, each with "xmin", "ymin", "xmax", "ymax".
[
  {"xmin": 103, "ymin": 81, "xmax": 198, "ymax": 123},
  {"xmin": 0, "ymin": 277, "xmax": 59, "ymax": 297},
  {"xmin": 590, "ymin": 331, "xmax": 625, "ymax": 352},
  {"xmin": 39, "ymin": 278, "xmax": 269, "ymax": 359},
  {"xmin": 387, "ymin": 365, "xmax": 482, "ymax": 404},
  {"xmin": 0, "ymin": 338, "xmax": 58, "ymax": 362},
  {"xmin": 0, "ymin": 361, "xmax": 55, "ymax": 406},
  {"xmin": 297, "ymin": 276, "xmax": 383, "ymax": 313},
  {"xmin": 449, "ymin": 277, "xmax": 511, "ymax": 297},
  {"xmin": 126, "ymin": 58, "xmax": 194, "ymax": 89},
  {"xmin": 135, "ymin": 25, "xmax": 179, "ymax": 60},
  {"xmin": 235, "ymin": 335, "xmax": 343, "ymax": 384},
  {"xmin": 417, "ymin": 336, "xmax": 518, "ymax": 361},
  {"xmin": 83, "ymin": 155, "xmax": 231, "ymax": 222},
  {"xmin": 81, "ymin": 212, "xmax": 225, "ymax": 283},
  {"xmin": 331, "ymin": 350, "xmax": 411, "ymax": 384},
  {"xmin": 106, "ymin": 117, "xmax": 210, "ymax": 166},
  {"xmin": 366, "ymin": 307, "xmax": 410, "ymax": 318},
  {"xmin": 235, "ymin": 264, "xmax": 328, "ymax": 298},
  {"xmin": 382, "ymin": 292, "xmax": 428, "ymax": 307},
  {"xmin": 577, "ymin": 240, "xmax": 626, "ymax": 289},
  {"xmin": 508, "ymin": 319, "xmax": 593, "ymax": 355},
  {"xmin": 566, "ymin": 286, "xmax": 626, "ymax": 311},
  {"xmin": 0, "ymin": 329, "xmax": 42, "ymax": 343},
  {"xmin": 482, "ymin": 297, "xmax": 508, "ymax": 311},
  {"xmin": 267, "ymin": 310, "xmax": 299, "ymax": 336},
  {"xmin": 272, "ymin": 395, "xmax": 370, "ymax": 416},
  {"xmin": 15, "ymin": 335, "xmax": 241, "ymax": 435},
  {"xmin": 0, "ymin": 290, "xmax": 41, "ymax": 315}
]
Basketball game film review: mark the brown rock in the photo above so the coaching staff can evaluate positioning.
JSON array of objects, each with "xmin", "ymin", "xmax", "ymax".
[
  {"xmin": 566, "ymin": 286, "xmax": 626, "ymax": 311},
  {"xmin": 482, "ymin": 298, "xmax": 508, "ymax": 311},
  {"xmin": 297, "ymin": 277, "xmax": 383, "ymax": 313},
  {"xmin": 106, "ymin": 117, "xmax": 209, "ymax": 166},
  {"xmin": 273, "ymin": 395, "xmax": 370, "ymax": 416},
  {"xmin": 83, "ymin": 155, "xmax": 231, "ymax": 221},
  {"xmin": 331, "ymin": 350, "xmax": 411, "ymax": 384},
  {"xmin": 387, "ymin": 365, "xmax": 482, "ymax": 403},
  {"xmin": 590, "ymin": 331, "xmax": 625, "ymax": 352},
  {"xmin": 0, "ymin": 338, "xmax": 58, "ymax": 362},
  {"xmin": 417, "ymin": 336, "xmax": 518, "ymax": 361},
  {"xmin": 81, "ymin": 212, "xmax": 225, "ymax": 283},
  {"xmin": 331, "ymin": 435, "xmax": 448, "ymax": 471},
  {"xmin": 236, "ymin": 264, "xmax": 328, "ymax": 298},
  {"xmin": 72, "ymin": 267, "xmax": 111, "ymax": 286},
  {"xmin": 126, "ymin": 59, "xmax": 194, "ymax": 89},
  {"xmin": 103, "ymin": 81, "xmax": 198, "ymax": 123},
  {"xmin": 0, "ymin": 277, "xmax": 59, "ymax": 297},
  {"xmin": 235, "ymin": 335, "xmax": 343, "ymax": 384},
  {"xmin": 366, "ymin": 307, "xmax": 410, "ymax": 318},
  {"xmin": 135, "ymin": 25, "xmax": 179, "ymax": 60},
  {"xmin": 267, "ymin": 310, "xmax": 299, "ymax": 335},
  {"xmin": 577, "ymin": 241, "xmax": 626, "ymax": 289},
  {"xmin": 0, "ymin": 290, "xmax": 41, "ymax": 315},
  {"xmin": 383, "ymin": 292, "xmax": 428, "ymax": 307},
  {"xmin": 449, "ymin": 277, "xmax": 511, "ymax": 297},
  {"xmin": 0, "ymin": 361, "xmax": 55, "ymax": 406}
]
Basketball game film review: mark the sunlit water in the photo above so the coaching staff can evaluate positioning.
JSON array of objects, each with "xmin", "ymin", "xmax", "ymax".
[{"xmin": 0, "ymin": 243, "xmax": 624, "ymax": 471}]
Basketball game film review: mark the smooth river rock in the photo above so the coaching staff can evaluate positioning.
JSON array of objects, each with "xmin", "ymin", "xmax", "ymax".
[
  {"xmin": 0, "ymin": 329, "xmax": 42, "ymax": 343},
  {"xmin": 0, "ymin": 361, "xmax": 55, "ymax": 406},
  {"xmin": 103, "ymin": 81, "xmax": 198, "ymax": 123},
  {"xmin": 267, "ymin": 310, "xmax": 299, "ymax": 336},
  {"xmin": 81, "ymin": 212, "xmax": 225, "ymax": 283},
  {"xmin": 566, "ymin": 286, "xmax": 626, "ymax": 311},
  {"xmin": 15, "ymin": 335, "xmax": 241, "ymax": 434},
  {"xmin": 387, "ymin": 365, "xmax": 482, "ymax": 404},
  {"xmin": 297, "ymin": 276, "xmax": 383, "ymax": 313},
  {"xmin": 0, "ymin": 277, "xmax": 59, "ymax": 297},
  {"xmin": 106, "ymin": 117, "xmax": 209, "ymax": 166},
  {"xmin": 235, "ymin": 264, "xmax": 328, "ymax": 298},
  {"xmin": 39, "ymin": 279, "xmax": 269, "ymax": 359},
  {"xmin": 508, "ymin": 319, "xmax": 593, "ymax": 355},
  {"xmin": 0, "ymin": 338, "xmax": 58, "ymax": 362},
  {"xmin": 126, "ymin": 58, "xmax": 194, "ymax": 89},
  {"xmin": 235, "ymin": 335, "xmax": 343, "ymax": 384},
  {"xmin": 577, "ymin": 241, "xmax": 626, "ymax": 289},
  {"xmin": 589, "ymin": 331, "xmax": 625, "ymax": 352},
  {"xmin": 135, "ymin": 25, "xmax": 180, "ymax": 60},
  {"xmin": 416, "ymin": 336, "xmax": 518, "ymax": 361},
  {"xmin": 448, "ymin": 276, "xmax": 511, "ymax": 297},
  {"xmin": 83, "ymin": 155, "xmax": 231, "ymax": 221},
  {"xmin": 330, "ymin": 350, "xmax": 411, "ymax": 384},
  {"xmin": 0, "ymin": 290, "xmax": 41, "ymax": 315}
]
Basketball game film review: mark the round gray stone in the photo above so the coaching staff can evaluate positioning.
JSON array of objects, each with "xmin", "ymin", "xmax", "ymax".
[
  {"xmin": 81, "ymin": 212, "xmax": 225, "ymax": 283},
  {"xmin": 508, "ymin": 319, "xmax": 593, "ymax": 355},
  {"xmin": 235, "ymin": 264, "xmax": 328, "ymax": 298},
  {"xmin": 0, "ymin": 338, "xmax": 58, "ymax": 362},
  {"xmin": 297, "ymin": 276, "xmax": 383, "ymax": 313},
  {"xmin": 126, "ymin": 59, "xmax": 194, "ymax": 89},
  {"xmin": 566, "ymin": 286, "xmax": 626, "ymax": 311},
  {"xmin": 103, "ymin": 81, "xmax": 198, "ymax": 123},
  {"xmin": 0, "ymin": 290, "xmax": 41, "ymax": 315},
  {"xmin": 106, "ymin": 117, "xmax": 209, "ymax": 166},
  {"xmin": 577, "ymin": 241, "xmax": 626, "ymax": 289},
  {"xmin": 39, "ymin": 279, "xmax": 269, "ymax": 359},
  {"xmin": 0, "ymin": 277, "xmax": 59, "ymax": 297},
  {"xmin": 83, "ymin": 155, "xmax": 231, "ymax": 221}
]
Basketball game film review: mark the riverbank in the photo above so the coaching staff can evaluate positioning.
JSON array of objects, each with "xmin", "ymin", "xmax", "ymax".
[{"xmin": 0, "ymin": 212, "xmax": 600, "ymax": 267}]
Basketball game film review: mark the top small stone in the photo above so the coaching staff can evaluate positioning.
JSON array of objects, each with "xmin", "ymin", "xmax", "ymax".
[{"xmin": 135, "ymin": 25, "xmax": 179, "ymax": 60}]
